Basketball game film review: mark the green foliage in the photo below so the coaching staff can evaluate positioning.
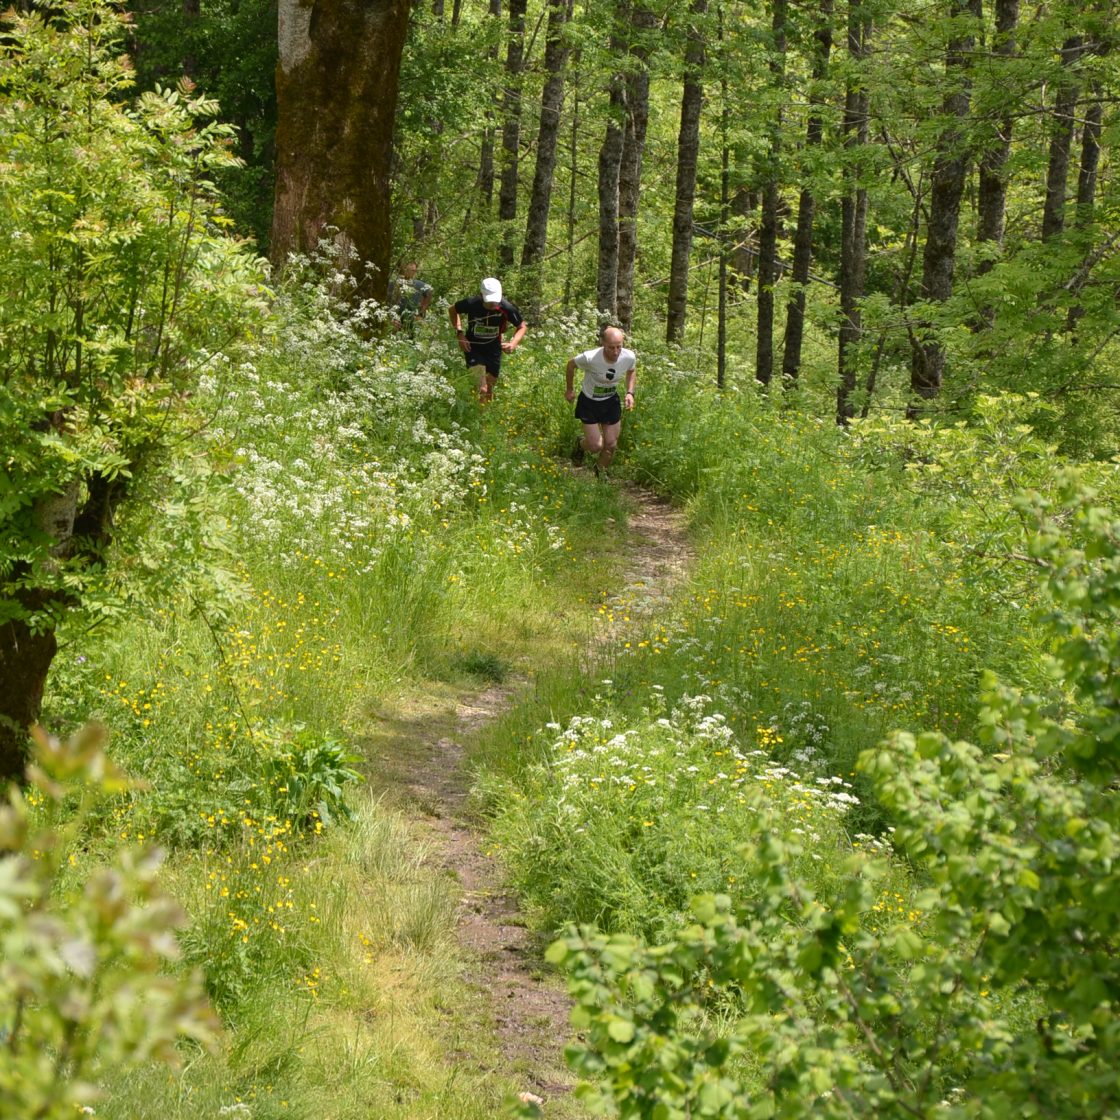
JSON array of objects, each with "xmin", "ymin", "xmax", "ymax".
[
  {"xmin": 0, "ymin": 725, "xmax": 218, "ymax": 1118},
  {"xmin": 0, "ymin": 0, "xmax": 266, "ymax": 634},
  {"xmin": 544, "ymin": 479, "xmax": 1120, "ymax": 1118}
]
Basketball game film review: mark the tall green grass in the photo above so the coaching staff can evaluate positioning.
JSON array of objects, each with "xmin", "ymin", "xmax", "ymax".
[
  {"xmin": 473, "ymin": 340, "xmax": 1120, "ymax": 938},
  {"xmin": 39, "ymin": 275, "xmax": 617, "ymax": 1116}
]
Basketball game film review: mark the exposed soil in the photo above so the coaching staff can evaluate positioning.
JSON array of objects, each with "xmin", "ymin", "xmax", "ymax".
[{"xmin": 379, "ymin": 480, "xmax": 693, "ymax": 1106}]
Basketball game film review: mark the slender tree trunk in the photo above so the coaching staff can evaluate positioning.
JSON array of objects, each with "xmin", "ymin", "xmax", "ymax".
[
  {"xmin": 717, "ymin": 6, "xmax": 729, "ymax": 390},
  {"xmin": 782, "ymin": 0, "xmax": 832, "ymax": 383},
  {"xmin": 498, "ymin": 0, "xmax": 527, "ymax": 268},
  {"xmin": 521, "ymin": 0, "xmax": 573, "ymax": 312},
  {"xmin": 976, "ymin": 0, "xmax": 1021, "ymax": 259},
  {"xmin": 617, "ymin": 5, "xmax": 657, "ymax": 332},
  {"xmin": 1075, "ymin": 87, "xmax": 1102, "ymax": 223},
  {"xmin": 182, "ymin": 0, "xmax": 199, "ymax": 78},
  {"xmin": 564, "ymin": 69, "xmax": 580, "ymax": 307},
  {"xmin": 478, "ymin": 0, "xmax": 503, "ymax": 212},
  {"xmin": 976, "ymin": 0, "xmax": 1017, "ymax": 264},
  {"xmin": 597, "ymin": 72, "xmax": 627, "ymax": 315},
  {"xmin": 1041, "ymin": 34, "xmax": 1085, "ymax": 241},
  {"xmin": 755, "ymin": 0, "xmax": 788, "ymax": 385},
  {"xmin": 666, "ymin": 0, "xmax": 708, "ymax": 343},
  {"xmin": 272, "ymin": 0, "xmax": 411, "ymax": 297},
  {"xmin": 908, "ymin": 0, "xmax": 980, "ymax": 413},
  {"xmin": 837, "ymin": 0, "xmax": 870, "ymax": 424}
]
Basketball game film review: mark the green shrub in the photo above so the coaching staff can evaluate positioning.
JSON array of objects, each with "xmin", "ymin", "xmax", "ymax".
[
  {"xmin": 541, "ymin": 478, "xmax": 1120, "ymax": 1119},
  {"xmin": 0, "ymin": 726, "xmax": 217, "ymax": 1118}
]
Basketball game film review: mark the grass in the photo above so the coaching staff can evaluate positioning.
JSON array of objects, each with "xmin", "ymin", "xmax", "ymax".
[{"xmin": 34, "ymin": 275, "xmax": 1120, "ymax": 1116}]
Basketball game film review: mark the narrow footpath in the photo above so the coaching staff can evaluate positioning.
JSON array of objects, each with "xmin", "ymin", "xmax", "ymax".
[{"xmin": 369, "ymin": 481, "xmax": 693, "ymax": 1108}]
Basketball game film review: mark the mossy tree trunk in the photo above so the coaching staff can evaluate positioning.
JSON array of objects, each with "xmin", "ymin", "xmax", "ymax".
[{"xmin": 271, "ymin": 0, "xmax": 411, "ymax": 298}]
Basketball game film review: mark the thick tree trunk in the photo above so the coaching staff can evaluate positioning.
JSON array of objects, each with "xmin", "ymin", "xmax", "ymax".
[
  {"xmin": 755, "ymin": 0, "xmax": 787, "ymax": 385},
  {"xmin": 666, "ymin": 0, "xmax": 708, "ymax": 344},
  {"xmin": 908, "ymin": 0, "xmax": 980, "ymax": 413},
  {"xmin": 1041, "ymin": 34, "xmax": 1085, "ymax": 241},
  {"xmin": 617, "ymin": 5, "xmax": 657, "ymax": 332},
  {"xmin": 781, "ymin": 0, "xmax": 832, "ymax": 382},
  {"xmin": 521, "ymin": 0, "xmax": 573, "ymax": 311},
  {"xmin": 0, "ymin": 620, "xmax": 56, "ymax": 784},
  {"xmin": 271, "ymin": 0, "xmax": 411, "ymax": 298},
  {"xmin": 498, "ymin": 0, "xmax": 527, "ymax": 268},
  {"xmin": 836, "ymin": 0, "xmax": 870, "ymax": 424},
  {"xmin": 0, "ymin": 482, "xmax": 83, "ymax": 782},
  {"xmin": 730, "ymin": 187, "xmax": 758, "ymax": 293},
  {"xmin": 976, "ymin": 0, "xmax": 1017, "ymax": 263}
]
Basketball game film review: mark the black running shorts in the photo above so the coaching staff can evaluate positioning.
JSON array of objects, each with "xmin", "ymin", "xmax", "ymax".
[
  {"xmin": 575, "ymin": 391, "xmax": 622, "ymax": 425},
  {"xmin": 464, "ymin": 342, "xmax": 502, "ymax": 378}
]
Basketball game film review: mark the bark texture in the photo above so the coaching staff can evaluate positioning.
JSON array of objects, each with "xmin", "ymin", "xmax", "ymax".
[
  {"xmin": 498, "ymin": 0, "xmax": 527, "ymax": 268},
  {"xmin": 521, "ymin": 0, "xmax": 573, "ymax": 300},
  {"xmin": 836, "ymin": 0, "xmax": 870, "ymax": 423},
  {"xmin": 617, "ymin": 5, "xmax": 657, "ymax": 332},
  {"xmin": 1041, "ymin": 34, "xmax": 1086, "ymax": 242},
  {"xmin": 755, "ymin": 0, "xmax": 788, "ymax": 385},
  {"xmin": 666, "ymin": 0, "xmax": 708, "ymax": 344},
  {"xmin": 597, "ymin": 72, "xmax": 626, "ymax": 315},
  {"xmin": 976, "ymin": 0, "xmax": 1017, "ymax": 261},
  {"xmin": 908, "ymin": 0, "xmax": 980, "ymax": 411},
  {"xmin": 271, "ymin": 0, "xmax": 411, "ymax": 298},
  {"xmin": 781, "ymin": 0, "xmax": 831, "ymax": 382}
]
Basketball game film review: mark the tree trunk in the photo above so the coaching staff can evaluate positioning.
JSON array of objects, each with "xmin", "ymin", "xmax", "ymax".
[
  {"xmin": 755, "ymin": 0, "xmax": 787, "ymax": 385},
  {"xmin": 717, "ymin": 6, "xmax": 729, "ymax": 390},
  {"xmin": 521, "ymin": 0, "xmax": 573, "ymax": 312},
  {"xmin": 498, "ymin": 0, "xmax": 527, "ymax": 268},
  {"xmin": 975, "ymin": 0, "xmax": 1017, "ymax": 263},
  {"xmin": 908, "ymin": 0, "xmax": 980, "ymax": 413},
  {"xmin": 617, "ymin": 5, "xmax": 657, "ymax": 332},
  {"xmin": 597, "ymin": 72, "xmax": 627, "ymax": 315},
  {"xmin": 1075, "ymin": 87, "xmax": 1102, "ymax": 223},
  {"xmin": 836, "ymin": 0, "xmax": 870, "ymax": 424},
  {"xmin": 564, "ymin": 69, "xmax": 581, "ymax": 307},
  {"xmin": 1041, "ymin": 34, "xmax": 1085, "ymax": 241},
  {"xmin": 666, "ymin": 0, "xmax": 708, "ymax": 344},
  {"xmin": 730, "ymin": 187, "xmax": 758, "ymax": 293},
  {"xmin": 271, "ymin": 0, "xmax": 411, "ymax": 298},
  {"xmin": 781, "ymin": 0, "xmax": 832, "ymax": 382},
  {"xmin": 182, "ymin": 0, "xmax": 199, "ymax": 78},
  {"xmin": 0, "ymin": 484, "xmax": 83, "ymax": 782},
  {"xmin": 477, "ymin": 0, "xmax": 503, "ymax": 213},
  {"xmin": 0, "ymin": 620, "xmax": 56, "ymax": 784}
]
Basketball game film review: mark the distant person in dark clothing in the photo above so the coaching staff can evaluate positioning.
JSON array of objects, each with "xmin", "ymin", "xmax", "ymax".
[
  {"xmin": 448, "ymin": 277, "xmax": 526, "ymax": 402},
  {"xmin": 390, "ymin": 261, "xmax": 432, "ymax": 333}
]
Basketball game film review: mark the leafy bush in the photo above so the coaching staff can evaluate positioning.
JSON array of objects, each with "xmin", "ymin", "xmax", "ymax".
[
  {"xmin": 0, "ymin": 726, "xmax": 217, "ymax": 1118},
  {"xmin": 540, "ymin": 477, "xmax": 1120, "ymax": 1119}
]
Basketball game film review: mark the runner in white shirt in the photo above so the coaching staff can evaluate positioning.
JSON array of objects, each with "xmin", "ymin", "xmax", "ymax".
[{"xmin": 564, "ymin": 325, "xmax": 636, "ymax": 479}]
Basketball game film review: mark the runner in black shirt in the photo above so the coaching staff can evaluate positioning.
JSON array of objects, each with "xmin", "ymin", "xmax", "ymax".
[{"xmin": 448, "ymin": 277, "xmax": 526, "ymax": 402}]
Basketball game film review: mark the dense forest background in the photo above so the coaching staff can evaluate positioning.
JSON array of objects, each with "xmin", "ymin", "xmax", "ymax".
[
  {"xmin": 2, "ymin": 1, "xmax": 1120, "ymax": 1118},
  {"xmin": 132, "ymin": 0, "xmax": 1119, "ymax": 446}
]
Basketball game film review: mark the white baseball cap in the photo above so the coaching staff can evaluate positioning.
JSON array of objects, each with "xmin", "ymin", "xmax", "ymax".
[{"xmin": 480, "ymin": 277, "xmax": 502, "ymax": 303}]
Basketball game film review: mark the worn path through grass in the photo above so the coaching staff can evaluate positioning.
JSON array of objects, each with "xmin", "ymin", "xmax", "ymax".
[{"xmin": 360, "ymin": 478, "xmax": 693, "ymax": 1111}]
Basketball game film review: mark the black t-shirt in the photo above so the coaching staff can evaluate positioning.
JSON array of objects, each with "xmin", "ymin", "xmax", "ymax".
[{"xmin": 454, "ymin": 295, "xmax": 524, "ymax": 347}]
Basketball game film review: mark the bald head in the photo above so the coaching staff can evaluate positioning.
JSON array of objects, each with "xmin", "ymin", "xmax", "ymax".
[{"xmin": 601, "ymin": 326, "xmax": 625, "ymax": 361}]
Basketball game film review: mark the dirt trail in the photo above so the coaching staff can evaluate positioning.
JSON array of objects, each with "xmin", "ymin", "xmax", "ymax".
[{"xmin": 387, "ymin": 482, "xmax": 693, "ymax": 1104}]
